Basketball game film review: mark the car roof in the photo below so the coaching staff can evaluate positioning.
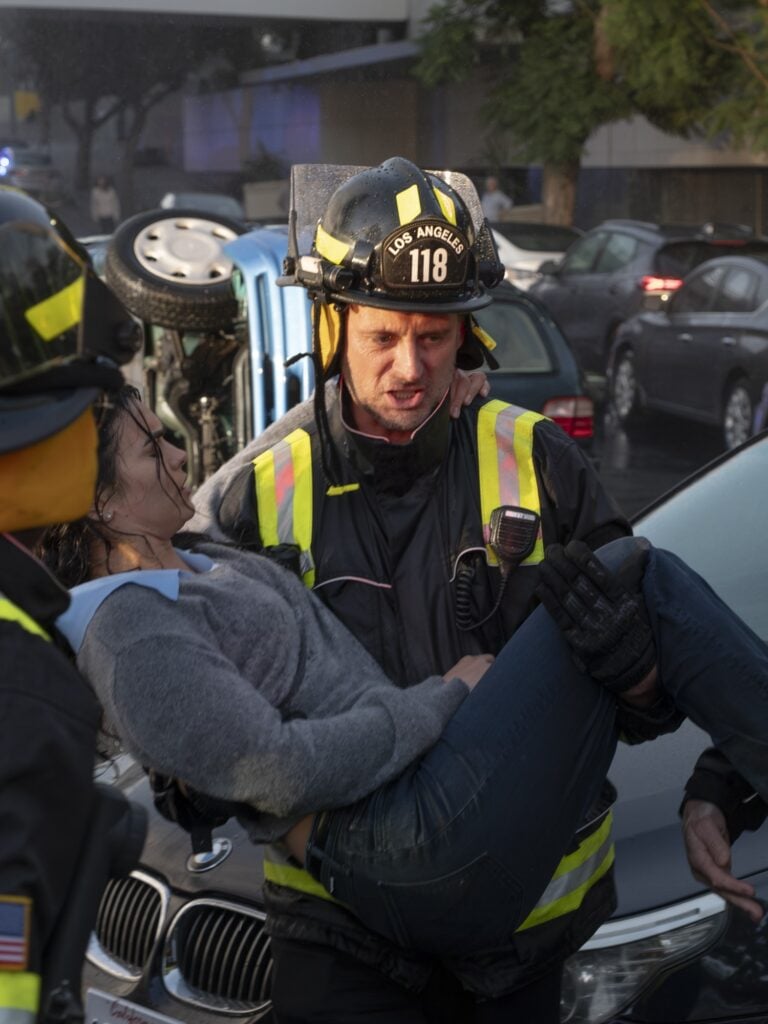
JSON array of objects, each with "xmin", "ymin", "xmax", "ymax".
[
  {"xmin": 689, "ymin": 250, "xmax": 768, "ymax": 270},
  {"xmin": 595, "ymin": 218, "xmax": 757, "ymax": 243}
]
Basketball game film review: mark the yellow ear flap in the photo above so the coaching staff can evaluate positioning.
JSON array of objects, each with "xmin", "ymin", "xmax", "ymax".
[
  {"xmin": 312, "ymin": 301, "xmax": 344, "ymax": 372},
  {"xmin": 470, "ymin": 315, "xmax": 497, "ymax": 353},
  {"xmin": 0, "ymin": 407, "xmax": 98, "ymax": 532}
]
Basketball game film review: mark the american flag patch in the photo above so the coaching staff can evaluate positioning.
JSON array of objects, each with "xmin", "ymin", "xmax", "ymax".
[{"xmin": 0, "ymin": 896, "xmax": 30, "ymax": 971}]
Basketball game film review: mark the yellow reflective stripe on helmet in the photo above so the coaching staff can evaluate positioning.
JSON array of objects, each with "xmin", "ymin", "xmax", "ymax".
[
  {"xmin": 517, "ymin": 814, "xmax": 615, "ymax": 931},
  {"xmin": 263, "ymin": 855, "xmax": 338, "ymax": 903},
  {"xmin": 477, "ymin": 401, "xmax": 545, "ymax": 566},
  {"xmin": 24, "ymin": 276, "xmax": 83, "ymax": 343},
  {"xmin": 432, "ymin": 186, "xmax": 457, "ymax": 225},
  {"xmin": 0, "ymin": 972, "xmax": 40, "ymax": 1015},
  {"xmin": 0, "ymin": 597, "xmax": 50, "ymax": 642},
  {"xmin": 252, "ymin": 429, "xmax": 315, "ymax": 586},
  {"xmin": 315, "ymin": 223, "xmax": 350, "ymax": 266},
  {"xmin": 396, "ymin": 184, "xmax": 421, "ymax": 225}
]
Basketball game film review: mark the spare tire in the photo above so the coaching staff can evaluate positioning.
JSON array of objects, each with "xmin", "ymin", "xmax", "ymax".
[{"xmin": 105, "ymin": 208, "xmax": 246, "ymax": 331}]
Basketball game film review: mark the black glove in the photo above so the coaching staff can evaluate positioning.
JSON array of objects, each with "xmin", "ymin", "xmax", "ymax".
[
  {"xmin": 535, "ymin": 539, "xmax": 656, "ymax": 695},
  {"xmin": 148, "ymin": 770, "xmax": 238, "ymax": 854}
]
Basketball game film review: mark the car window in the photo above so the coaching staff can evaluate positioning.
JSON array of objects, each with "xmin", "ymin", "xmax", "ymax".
[
  {"xmin": 712, "ymin": 267, "xmax": 758, "ymax": 313},
  {"xmin": 559, "ymin": 232, "xmax": 606, "ymax": 273},
  {"xmin": 755, "ymin": 270, "xmax": 768, "ymax": 308},
  {"xmin": 593, "ymin": 231, "xmax": 638, "ymax": 273},
  {"xmin": 668, "ymin": 264, "xmax": 724, "ymax": 314},
  {"xmin": 474, "ymin": 299, "xmax": 553, "ymax": 373},
  {"xmin": 491, "ymin": 223, "xmax": 581, "ymax": 252},
  {"xmin": 638, "ymin": 437, "xmax": 768, "ymax": 641}
]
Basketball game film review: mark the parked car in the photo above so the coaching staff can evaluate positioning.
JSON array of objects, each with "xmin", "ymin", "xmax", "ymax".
[
  {"xmin": 607, "ymin": 253, "xmax": 768, "ymax": 449},
  {"xmin": 97, "ymin": 208, "xmax": 595, "ymax": 488},
  {"xmin": 476, "ymin": 281, "xmax": 594, "ymax": 442},
  {"xmin": 490, "ymin": 221, "xmax": 582, "ymax": 290},
  {"xmin": 530, "ymin": 219, "xmax": 768, "ymax": 374},
  {"xmin": 0, "ymin": 144, "xmax": 66, "ymax": 204},
  {"xmin": 756, "ymin": 382, "xmax": 768, "ymax": 434},
  {"xmin": 82, "ymin": 432, "xmax": 768, "ymax": 1024}
]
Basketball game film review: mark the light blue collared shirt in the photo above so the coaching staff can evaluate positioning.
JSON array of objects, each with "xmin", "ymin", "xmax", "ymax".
[{"xmin": 56, "ymin": 548, "xmax": 215, "ymax": 655}]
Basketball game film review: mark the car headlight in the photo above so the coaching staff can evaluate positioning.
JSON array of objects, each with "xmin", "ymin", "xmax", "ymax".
[{"xmin": 560, "ymin": 892, "xmax": 726, "ymax": 1023}]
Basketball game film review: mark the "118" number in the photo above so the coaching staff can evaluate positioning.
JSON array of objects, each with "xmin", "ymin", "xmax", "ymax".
[{"xmin": 408, "ymin": 247, "xmax": 449, "ymax": 283}]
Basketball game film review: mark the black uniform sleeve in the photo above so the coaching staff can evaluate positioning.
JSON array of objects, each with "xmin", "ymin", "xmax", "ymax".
[
  {"xmin": 0, "ymin": 630, "xmax": 99, "ymax": 970},
  {"xmin": 531, "ymin": 419, "xmax": 631, "ymax": 551},
  {"xmin": 681, "ymin": 747, "xmax": 768, "ymax": 841}
]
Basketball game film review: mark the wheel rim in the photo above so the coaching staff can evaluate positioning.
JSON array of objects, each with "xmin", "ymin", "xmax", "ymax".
[
  {"xmin": 612, "ymin": 354, "xmax": 636, "ymax": 419},
  {"xmin": 723, "ymin": 385, "xmax": 752, "ymax": 449},
  {"xmin": 132, "ymin": 215, "xmax": 239, "ymax": 284}
]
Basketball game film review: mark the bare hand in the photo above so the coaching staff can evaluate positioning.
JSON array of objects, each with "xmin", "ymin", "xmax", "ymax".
[
  {"xmin": 682, "ymin": 800, "xmax": 764, "ymax": 922},
  {"xmin": 450, "ymin": 369, "xmax": 490, "ymax": 418},
  {"xmin": 444, "ymin": 653, "xmax": 495, "ymax": 690}
]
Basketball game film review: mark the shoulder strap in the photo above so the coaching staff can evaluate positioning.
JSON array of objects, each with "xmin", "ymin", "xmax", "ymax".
[
  {"xmin": 476, "ymin": 400, "xmax": 546, "ymax": 566},
  {"xmin": 252, "ymin": 428, "xmax": 316, "ymax": 587}
]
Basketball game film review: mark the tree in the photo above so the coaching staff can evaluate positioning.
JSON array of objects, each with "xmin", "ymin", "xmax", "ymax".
[
  {"xmin": 1, "ymin": 10, "xmax": 268, "ymax": 212},
  {"xmin": 416, "ymin": 0, "xmax": 634, "ymax": 224},
  {"xmin": 598, "ymin": 0, "xmax": 768, "ymax": 150}
]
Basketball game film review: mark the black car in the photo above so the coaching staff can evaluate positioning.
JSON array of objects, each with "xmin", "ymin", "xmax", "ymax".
[
  {"xmin": 476, "ymin": 282, "xmax": 594, "ymax": 443},
  {"xmin": 607, "ymin": 253, "xmax": 768, "ymax": 450},
  {"xmin": 530, "ymin": 219, "xmax": 768, "ymax": 374},
  {"xmin": 82, "ymin": 434, "xmax": 768, "ymax": 1024}
]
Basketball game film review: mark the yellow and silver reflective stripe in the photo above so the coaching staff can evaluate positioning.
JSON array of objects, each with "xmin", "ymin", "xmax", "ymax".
[
  {"xmin": 0, "ymin": 594, "xmax": 50, "ymax": 642},
  {"xmin": 263, "ymin": 847, "xmax": 338, "ymax": 904},
  {"xmin": 517, "ymin": 812, "xmax": 615, "ymax": 932},
  {"xmin": 0, "ymin": 971, "xmax": 40, "ymax": 1024},
  {"xmin": 24, "ymin": 276, "xmax": 83, "ymax": 342},
  {"xmin": 314, "ymin": 223, "xmax": 349, "ymax": 266},
  {"xmin": 252, "ymin": 429, "xmax": 315, "ymax": 586},
  {"xmin": 477, "ymin": 400, "xmax": 546, "ymax": 566}
]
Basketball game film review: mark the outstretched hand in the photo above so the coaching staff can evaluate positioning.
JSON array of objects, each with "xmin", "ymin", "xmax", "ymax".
[
  {"xmin": 535, "ymin": 540, "xmax": 656, "ymax": 696},
  {"xmin": 682, "ymin": 800, "xmax": 765, "ymax": 923}
]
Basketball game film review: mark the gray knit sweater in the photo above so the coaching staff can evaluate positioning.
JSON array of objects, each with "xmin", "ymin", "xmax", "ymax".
[{"xmin": 76, "ymin": 543, "xmax": 468, "ymax": 841}]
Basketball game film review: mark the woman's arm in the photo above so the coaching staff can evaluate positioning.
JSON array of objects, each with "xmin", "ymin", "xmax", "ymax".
[{"xmin": 81, "ymin": 613, "xmax": 467, "ymax": 821}]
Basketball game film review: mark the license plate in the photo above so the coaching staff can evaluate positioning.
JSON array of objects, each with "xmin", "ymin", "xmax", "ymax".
[{"xmin": 85, "ymin": 989, "xmax": 184, "ymax": 1024}]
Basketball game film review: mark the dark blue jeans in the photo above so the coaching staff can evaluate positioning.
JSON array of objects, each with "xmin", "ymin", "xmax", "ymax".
[{"xmin": 305, "ymin": 538, "xmax": 768, "ymax": 957}]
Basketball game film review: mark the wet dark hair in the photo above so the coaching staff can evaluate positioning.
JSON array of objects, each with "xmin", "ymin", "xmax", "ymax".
[{"xmin": 37, "ymin": 384, "xmax": 187, "ymax": 587}]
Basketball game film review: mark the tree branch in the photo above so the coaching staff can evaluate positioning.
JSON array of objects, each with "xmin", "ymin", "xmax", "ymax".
[{"xmin": 696, "ymin": 0, "xmax": 768, "ymax": 91}]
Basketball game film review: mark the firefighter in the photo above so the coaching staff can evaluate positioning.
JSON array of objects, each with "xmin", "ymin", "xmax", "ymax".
[
  {"xmin": 192, "ymin": 158, "xmax": 676, "ymax": 1023},
  {"xmin": 0, "ymin": 187, "xmax": 140, "ymax": 1024}
]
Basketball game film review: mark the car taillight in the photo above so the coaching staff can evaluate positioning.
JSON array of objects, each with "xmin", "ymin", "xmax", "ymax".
[
  {"xmin": 541, "ymin": 396, "xmax": 594, "ymax": 439},
  {"xmin": 640, "ymin": 275, "xmax": 683, "ymax": 293}
]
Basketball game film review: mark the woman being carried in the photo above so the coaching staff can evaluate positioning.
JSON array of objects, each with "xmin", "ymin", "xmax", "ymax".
[{"xmin": 41, "ymin": 386, "xmax": 768, "ymax": 957}]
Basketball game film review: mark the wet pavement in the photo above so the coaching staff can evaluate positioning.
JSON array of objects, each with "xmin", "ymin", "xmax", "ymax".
[{"xmin": 592, "ymin": 404, "xmax": 724, "ymax": 520}]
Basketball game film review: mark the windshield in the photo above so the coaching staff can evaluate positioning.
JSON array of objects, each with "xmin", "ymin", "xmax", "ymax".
[
  {"xmin": 637, "ymin": 436, "xmax": 768, "ymax": 641},
  {"xmin": 491, "ymin": 223, "xmax": 581, "ymax": 252}
]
